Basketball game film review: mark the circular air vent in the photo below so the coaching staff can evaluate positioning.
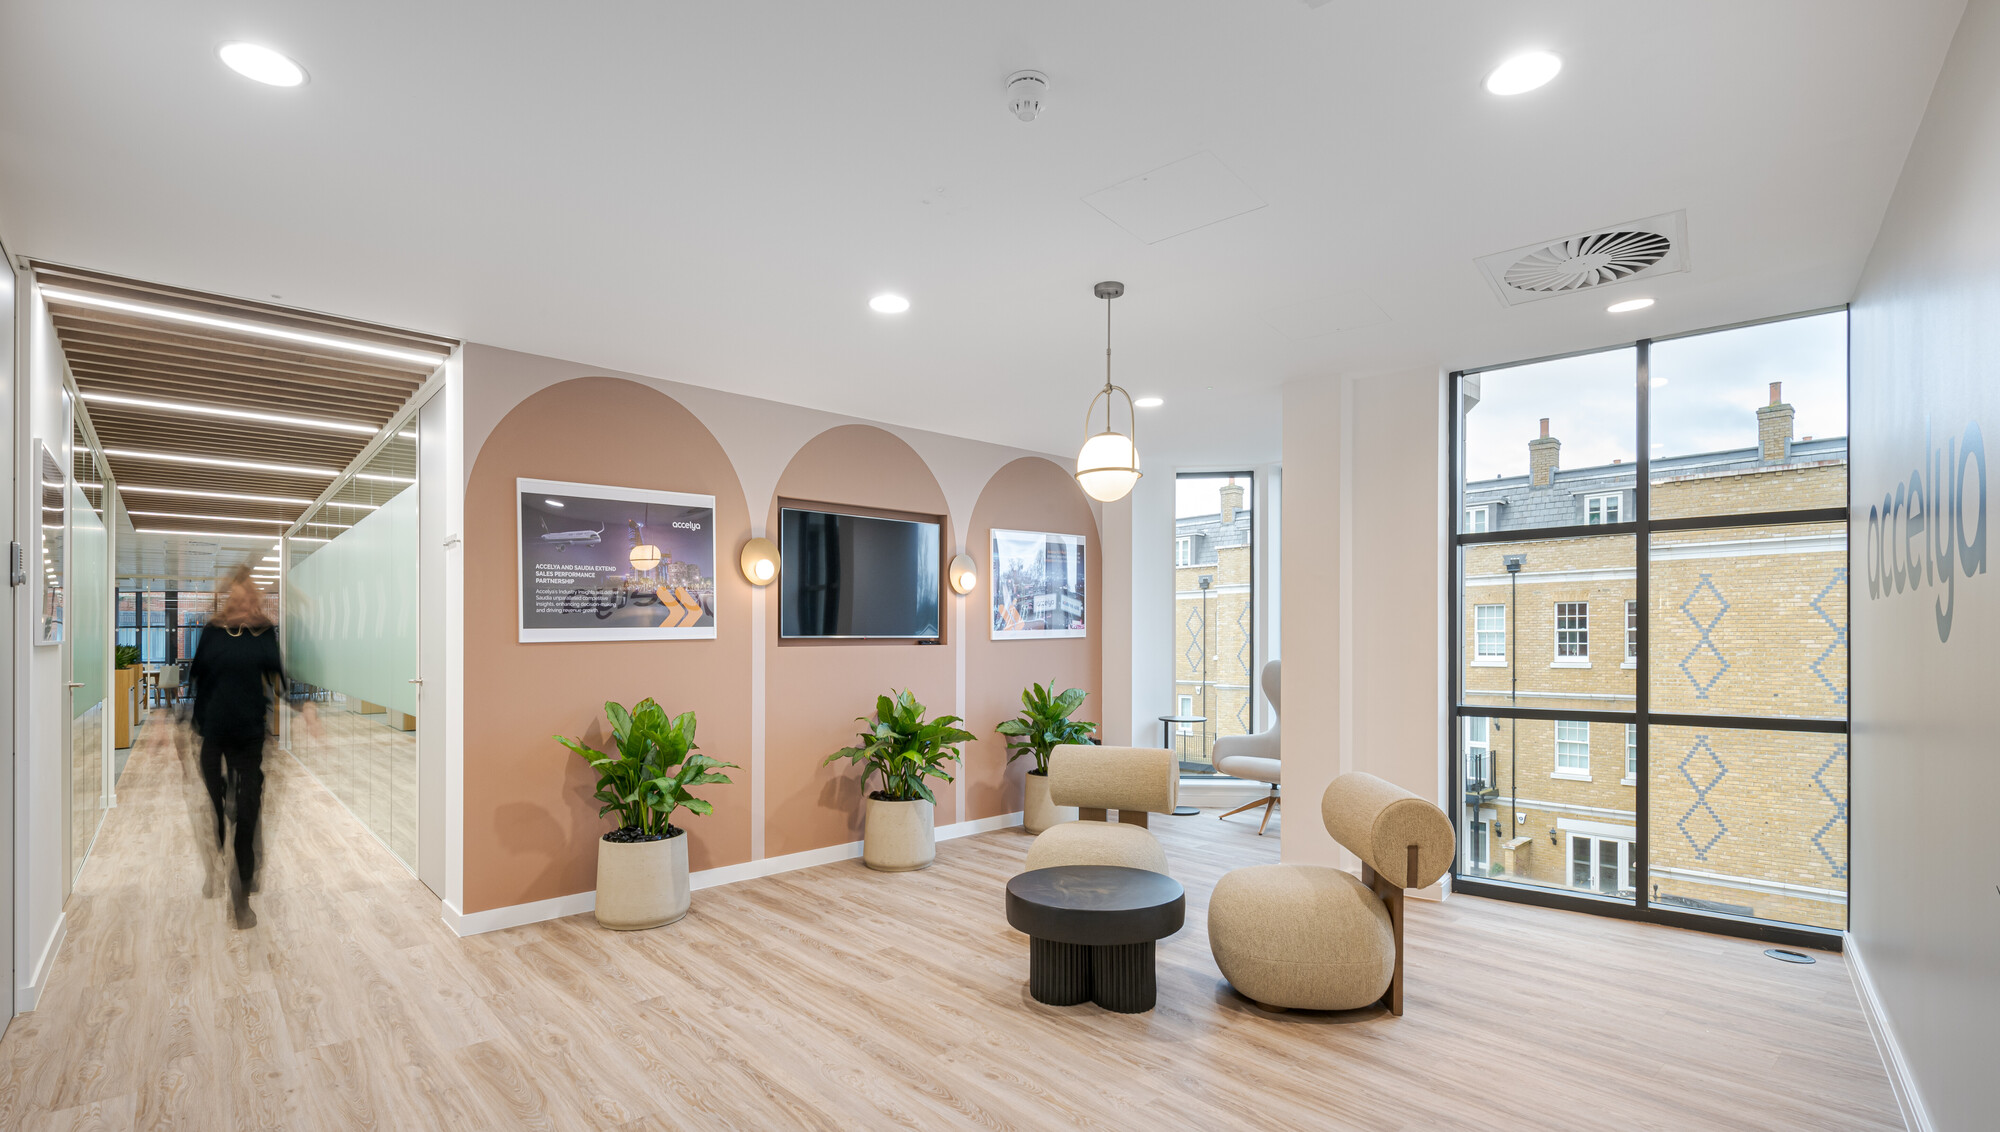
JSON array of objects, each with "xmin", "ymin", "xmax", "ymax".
[{"xmin": 1502, "ymin": 230, "xmax": 1673, "ymax": 293}]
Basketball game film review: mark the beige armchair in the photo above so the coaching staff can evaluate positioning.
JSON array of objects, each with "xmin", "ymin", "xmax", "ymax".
[
  {"xmin": 1023, "ymin": 745, "xmax": 1179, "ymax": 875},
  {"xmin": 1207, "ymin": 771, "xmax": 1453, "ymax": 1014},
  {"xmin": 1213, "ymin": 660, "xmax": 1280, "ymax": 834}
]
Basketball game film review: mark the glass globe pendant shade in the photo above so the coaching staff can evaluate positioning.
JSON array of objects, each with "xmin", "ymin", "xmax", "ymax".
[
  {"xmin": 1075, "ymin": 430, "xmax": 1141, "ymax": 502},
  {"xmin": 629, "ymin": 544, "xmax": 663, "ymax": 571}
]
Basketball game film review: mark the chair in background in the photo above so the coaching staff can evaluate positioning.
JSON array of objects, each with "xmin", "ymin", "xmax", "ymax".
[
  {"xmin": 1023, "ymin": 745, "xmax": 1179, "ymax": 875},
  {"xmin": 1213, "ymin": 660, "xmax": 1280, "ymax": 834},
  {"xmin": 1207, "ymin": 771, "xmax": 1453, "ymax": 1014},
  {"xmin": 156, "ymin": 662, "xmax": 183, "ymax": 707}
]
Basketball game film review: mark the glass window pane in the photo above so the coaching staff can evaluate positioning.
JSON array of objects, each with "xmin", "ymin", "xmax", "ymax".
[
  {"xmin": 1456, "ymin": 714, "xmax": 1635, "ymax": 904},
  {"xmin": 1461, "ymin": 535, "xmax": 1634, "ymax": 714},
  {"xmin": 1648, "ymin": 312, "xmax": 1847, "ymax": 520},
  {"xmin": 1649, "ymin": 521, "xmax": 1847, "ymax": 720},
  {"xmin": 1173, "ymin": 473, "xmax": 1255, "ymax": 774},
  {"xmin": 1648, "ymin": 725, "xmax": 1846, "ymax": 930},
  {"xmin": 1461, "ymin": 347, "xmax": 1636, "ymax": 533}
]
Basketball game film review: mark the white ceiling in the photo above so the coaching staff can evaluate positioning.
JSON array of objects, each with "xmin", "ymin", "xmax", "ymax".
[{"xmin": 0, "ymin": 2, "xmax": 1964, "ymax": 467}]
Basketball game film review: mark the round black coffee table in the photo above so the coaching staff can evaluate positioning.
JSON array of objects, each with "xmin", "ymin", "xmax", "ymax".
[{"xmin": 1004, "ymin": 866, "xmax": 1186, "ymax": 1013}]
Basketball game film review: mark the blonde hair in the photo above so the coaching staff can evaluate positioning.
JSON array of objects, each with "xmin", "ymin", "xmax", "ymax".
[{"xmin": 211, "ymin": 564, "xmax": 272, "ymax": 629}]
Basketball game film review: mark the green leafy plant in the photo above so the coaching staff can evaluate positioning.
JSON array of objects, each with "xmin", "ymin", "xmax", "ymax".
[
  {"xmin": 114, "ymin": 645, "xmax": 142, "ymax": 669},
  {"xmin": 994, "ymin": 682, "xmax": 1097, "ymax": 776},
  {"xmin": 556, "ymin": 699, "xmax": 737, "ymax": 839},
  {"xmin": 825, "ymin": 689, "xmax": 976, "ymax": 804}
]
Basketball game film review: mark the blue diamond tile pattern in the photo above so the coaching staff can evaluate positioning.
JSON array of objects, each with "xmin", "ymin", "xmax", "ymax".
[
  {"xmin": 1678, "ymin": 574, "xmax": 1731, "ymax": 698},
  {"xmin": 1183, "ymin": 608, "xmax": 1204, "ymax": 672},
  {"xmin": 1812, "ymin": 743, "xmax": 1849, "ymax": 879},
  {"xmin": 1809, "ymin": 569, "xmax": 1849, "ymax": 705},
  {"xmin": 1677, "ymin": 735, "xmax": 1729, "ymax": 860}
]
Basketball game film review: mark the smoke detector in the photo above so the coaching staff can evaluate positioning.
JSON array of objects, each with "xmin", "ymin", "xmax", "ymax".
[
  {"xmin": 1006, "ymin": 70, "xmax": 1048, "ymax": 122},
  {"xmin": 1477, "ymin": 211, "xmax": 1689, "ymax": 306}
]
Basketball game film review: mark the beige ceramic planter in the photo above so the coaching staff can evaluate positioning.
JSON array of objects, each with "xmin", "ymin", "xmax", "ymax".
[
  {"xmin": 863, "ymin": 795, "xmax": 935, "ymax": 871},
  {"xmin": 594, "ymin": 831, "xmax": 691, "ymax": 930},
  {"xmin": 1022, "ymin": 770, "xmax": 1076, "ymax": 834}
]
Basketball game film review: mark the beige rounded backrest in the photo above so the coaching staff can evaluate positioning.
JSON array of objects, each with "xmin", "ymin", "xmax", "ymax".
[
  {"xmin": 1048, "ymin": 745, "xmax": 1179, "ymax": 814},
  {"xmin": 1320, "ymin": 772, "xmax": 1453, "ymax": 889}
]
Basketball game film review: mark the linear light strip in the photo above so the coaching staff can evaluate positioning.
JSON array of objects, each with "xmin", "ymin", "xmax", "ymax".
[
  {"xmin": 132, "ymin": 528, "xmax": 281, "ymax": 542},
  {"xmin": 112, "ymin": 484, "xmax": 316, "ymax": 505},
  {"xmin": 80, "ymin": 391, "xmax": 381, "ymax": 435},
  {"xmin": 101, "ymin": 447, "xmax": 340, "ymax": 476},
  {"xmin": 39, "ymin": 286, "xmax": 450, "ymax": 368},
  {"xmin": 126, "ymin": 510, "xmax": 351, "ymax": 529},
  {"xmin": 353, "ymin": 473, "xmax": 416, "ymax": 484}
]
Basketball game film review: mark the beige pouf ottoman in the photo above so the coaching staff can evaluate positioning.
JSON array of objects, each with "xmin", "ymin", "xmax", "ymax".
[
  {"xmin": 1207, "ymin": 864, "xmax": 1395, "ymax": 1010},
  {"xmin": 1026, "ymin": 820, "xmax": 1170, "ymax": 874}
]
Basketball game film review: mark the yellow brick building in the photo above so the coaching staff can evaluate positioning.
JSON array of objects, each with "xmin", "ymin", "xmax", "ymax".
[{"xmin": 1175, "ymin": 480, "xmax": 1255, "ymax": 769}]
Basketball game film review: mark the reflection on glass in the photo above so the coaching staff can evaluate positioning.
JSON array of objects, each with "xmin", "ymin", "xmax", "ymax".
[
  {"xmin": 1649, "ymin": 312, "xmax": 1847, "ymax": 520},
  {"xmin": 39, "ymin": 441, "xmax": 64, "ymax": 644},
  {"xmin": 1460, "ymin": 347, "xmax": 1635, "ymax": 532},
  {"xmin": 1460, "ymin": 535, "xmax": 1635, "ymax": 712},
  {"xmin": 1173, "ymin": 472, "xmax": 1255, "ymax": 772},
  {"xmin": 70, "ymin": 424, "xmax": 110, "ymax": 882},
  {"xmin": 1650, "ymin": 522, "xmax": 1847, "ymax": 720},
  {"xmin": 1649, "ymin": 725, "xmax": 1846, "ymax": 930}
]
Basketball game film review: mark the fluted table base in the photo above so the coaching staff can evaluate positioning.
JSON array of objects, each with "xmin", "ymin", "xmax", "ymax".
[{"xmin": 1027, "ymin": 937, "xmax": 1158, "ymax": 1013}]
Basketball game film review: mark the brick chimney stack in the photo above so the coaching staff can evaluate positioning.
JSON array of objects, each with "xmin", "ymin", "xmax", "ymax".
[
  {"xmin": 1757, "ymin": 381, "xmax": 1794, "ymax": 463},
  {"xmin": 1529, "ymin": 417, "xmax": 1561, "ymax": 486},
  {"xmin": 1220, "ymin": 479, "xmax": 1245, "ymax": 525}
]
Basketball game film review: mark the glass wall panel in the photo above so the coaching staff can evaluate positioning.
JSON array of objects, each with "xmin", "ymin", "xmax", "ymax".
[
  {"xmin": 1458, "ymin": 713, "xmax": 1636, "ymax": 902},
  {"xmin": 285, "ymin": 433, "xmax": 418, "ymax": 868},
  {"xmin": 1460, "ymin": 535, "xmax": 1635, "ymax": 713},
  {"xmin": 1460, "ymin": 347, "xmax": 1635, "ymax": 533},
  {"xmin": 1647, "ymin": 725, "xmax": 1846, "ymax": 930},
  {"xmin": 1650, "ymin": 522, "xmax": 1847, "ymax": 720},
  {"xmin": 1172, "ymin": 472, "xmax": 1254, "ymax": 773},
  {"xmin": 70, "ymin": 425, "xmax": 109, "ymax": 880},
  {"xmin": 1648, "ymin": 312, "xmax": 1847, "ymax": 521}
]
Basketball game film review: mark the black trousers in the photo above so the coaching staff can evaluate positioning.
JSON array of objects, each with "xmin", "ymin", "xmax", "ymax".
[{"xmin": 199, "ymin": 733, "xmax": 265, "ymax": 886}]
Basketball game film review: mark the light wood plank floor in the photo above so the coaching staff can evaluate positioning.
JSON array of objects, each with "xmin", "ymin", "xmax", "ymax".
[{"xmin": 0, "ymin": 712, "xmax": 1902, "ymax": 1130}]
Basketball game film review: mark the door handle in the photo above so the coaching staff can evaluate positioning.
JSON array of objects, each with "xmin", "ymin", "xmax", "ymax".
[
  {"xmin": 408, "ymin": 678, "xmax": 424, "ymax": 685},
  {"xmin": 66, "ymin": 682, "xmax": 84, "ymax": 690}
]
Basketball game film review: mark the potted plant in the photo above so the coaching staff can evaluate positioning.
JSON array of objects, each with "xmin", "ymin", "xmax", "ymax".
[
  {"xmin": 825, "ymin": 689, "xmax": 975, "ymax": 871},
  {"xmin": 557, "ymin": 699, "xmax": 736, "ymax": 930},
  {"xmin": 114, "ymin": 646, "xmax": 142, "ymax": 749},
  {"xmin": 995, "ymin": 682, "xmax": 1097, "ymax": 833}
]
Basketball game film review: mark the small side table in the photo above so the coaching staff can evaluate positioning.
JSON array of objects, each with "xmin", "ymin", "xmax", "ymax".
[
  {"xmin": 1159, "ymin": 715, "xmax": 1206, "ymax": 815},
  {"xmin": 1005, "ymin": 866, "xmax": 1186, "ymax": 1013}
]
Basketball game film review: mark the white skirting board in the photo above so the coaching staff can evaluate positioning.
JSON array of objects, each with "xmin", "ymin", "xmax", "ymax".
[
  {"xmin": 1846, "ymin": 933, "xmax": 1933, "ymax": 1132},
  {"xmin": 444, "ymin": 811, "xmax": 1025, "ymax": 937},
  {"xmin": 14, "ymin": 911, "xmax": 67, "ymax": 1014}
]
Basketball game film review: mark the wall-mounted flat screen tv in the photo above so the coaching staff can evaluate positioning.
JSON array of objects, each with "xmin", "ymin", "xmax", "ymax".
[{"xmin": 780, "ymin": 507, "xmax": 941, "ymax": 639}]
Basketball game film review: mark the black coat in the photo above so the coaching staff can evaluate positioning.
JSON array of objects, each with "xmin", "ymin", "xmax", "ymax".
[{"xmin": 189, "ymin": 623, "xmax": 284, "ymax": 742}]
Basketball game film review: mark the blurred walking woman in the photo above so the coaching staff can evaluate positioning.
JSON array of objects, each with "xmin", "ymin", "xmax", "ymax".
[{"xmin": 190, "ymin": 565, "xmax": 285, "ymax": 927}]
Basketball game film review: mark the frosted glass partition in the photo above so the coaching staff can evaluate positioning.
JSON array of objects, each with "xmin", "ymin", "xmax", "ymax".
[
  {"xmin": 286, "ymin": 486, "xmax": 418, "ymax": 715},
  {"xmin": 70, "ymin": 433, "xmax": 109, "ymax": 881}
]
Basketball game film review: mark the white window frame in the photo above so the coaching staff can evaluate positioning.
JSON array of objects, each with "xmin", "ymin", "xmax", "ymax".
[
  {"xmin": 1554, "ymin": 719, "xmax": 1591, "ymax": 779},
  {"xmin": 1464, "ymin": 716, "xmax": 1491, "ymax": 785},
  {"xmin": 1552, "ymin": 601, "xmax": 1590, "ymax": 667},
  {"xmin": 1472, "ymin": 603, "xmax": 1507, "ymax": 666},
  {"xmin": 1624, "ymin": 723, "xmax": 1637, "ymax": 785},
  {"xmin": 1464, "ymin": 504, "xmax": 1490, "ymax": 533},
  {"xmin": 1176, "ymin": 694, "xmax": 1194, "ymax": 734},
  {"xmin": 1585, "ymin": 492, "xmax": 1622, "ymax": 525},
  {"xmin": 1566, "ymin": 833, "xmax": 1635, "ymax": 895},
  {"xmin": 1175, "ymin": 536, "xmax": 1192, "ymax": 567},
  {"xmin": 1466, "ymin": 818, "xmax": 1491, "ymax": 875},
  {"xmin": 1623, "ymin": 599, "xmax": 1638, "ymax": 668}
]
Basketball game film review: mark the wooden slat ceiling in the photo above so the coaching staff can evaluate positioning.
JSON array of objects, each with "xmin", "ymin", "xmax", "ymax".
[{"xmin": 33, "ymin": 263, "xmax": 453, "ymax": 540}]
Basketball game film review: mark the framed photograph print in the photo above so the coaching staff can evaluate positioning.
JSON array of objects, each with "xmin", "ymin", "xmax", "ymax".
[
  {"xmin": 991, "ymin": 528, "xmax": 1086, "ymax": 640},
  {"xmin": 517, "ymin": 478, "xmax": 717, "ymax": 642}
]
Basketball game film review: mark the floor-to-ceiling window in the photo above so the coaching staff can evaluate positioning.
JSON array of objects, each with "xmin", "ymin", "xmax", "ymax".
[
  {"xmin": 1173, "ymin": 472, "xmax": 1256, "ymax": 774},
  {"xmin": 1452, "ymin": 309, "xmax": 1848, "ymax": 946}
]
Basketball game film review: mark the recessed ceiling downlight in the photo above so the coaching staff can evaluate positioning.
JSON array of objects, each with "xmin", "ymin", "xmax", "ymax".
[
  {"xmin": 1133, "ymin": 397, "xmax": 1164, "ymax": 408},
  {"xmin": 869, "ymin": 294, "xmax": 911, "ymax": 314},
  {"xmin": 219, "ymin": 43, "xmax": 307, "ymax": 87},
  {"xmin": 1485, "ymin": 51, "xmax": 1561, "ymax": 96},
  {"xmin": 1607, "ymin": 298, "xmax": 1655, "ymax": 313}
]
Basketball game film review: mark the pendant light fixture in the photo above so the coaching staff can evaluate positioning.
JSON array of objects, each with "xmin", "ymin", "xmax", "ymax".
[{"xmin": 1074, "ymin": 281, "xmax": 1142, "ymax": 502}]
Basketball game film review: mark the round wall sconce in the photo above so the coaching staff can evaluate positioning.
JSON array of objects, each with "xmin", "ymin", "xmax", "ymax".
[
  {"xmin": 740, "ymin": 537, "xmax": 779, "ymax": 586},
  {"xmin": 629, "ymin": 544, "xmax": 663, "ymax": 572},
  {"xmin": 948, "ymin": 553, "xmax": 978, "ymax": 595}
]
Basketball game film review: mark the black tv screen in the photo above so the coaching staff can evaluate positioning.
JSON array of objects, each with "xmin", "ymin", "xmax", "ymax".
[{"xmin": 780, "ymin": 508, "xmax": 941, "ymax": 638}]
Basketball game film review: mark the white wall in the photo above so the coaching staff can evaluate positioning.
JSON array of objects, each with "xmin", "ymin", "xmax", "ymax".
[
  {"xmin": 13, "ymin": 275, "xmax": 70, "ymax": 1011},
  {"xmin": 1847, "ymin": 1, "xmax": 2000, "ymax": 1126},
  {"xmin": 1279, "ymin": 368, "xmax": 1447, "ymax": 880}
]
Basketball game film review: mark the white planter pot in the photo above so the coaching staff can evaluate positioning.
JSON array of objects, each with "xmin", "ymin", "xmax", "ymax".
[
  {"xmin": 863, "ymin": 795, "xmax": 935, "ymax": 871},
  {"xmin": 1022, "ymin": 770, "xmax": 1076, "ymax": 834},
  {"xmin": 594, "ymin": 831, "xmax": 691, "ymax": 930}
]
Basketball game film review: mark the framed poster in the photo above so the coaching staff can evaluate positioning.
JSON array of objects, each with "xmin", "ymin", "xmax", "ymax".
[
  {"xmin": 517, "ymin": 478, "xmax": 717, "ymax": 642},
  {"xmin": 36, "ymin": 440, "xmax": 64, "ymax": 646},
  {"xmin": 991, "ymin": 529, "xmax": 1086, "ymax": 640}
]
